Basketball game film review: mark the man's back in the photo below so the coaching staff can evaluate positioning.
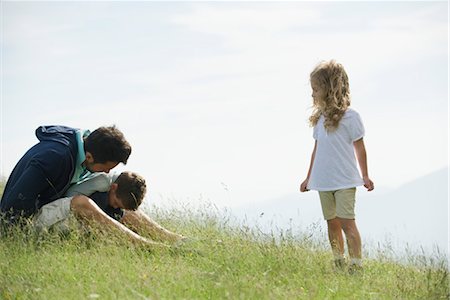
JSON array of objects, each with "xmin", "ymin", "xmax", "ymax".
[{"xmin": 0, "ymin": 126, "xmax": 79, "ymax": 221}]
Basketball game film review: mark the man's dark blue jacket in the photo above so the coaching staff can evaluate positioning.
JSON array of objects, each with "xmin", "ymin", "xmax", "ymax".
[{"xmin": 0, "ymin": 125, "xmax": 80, "ymax": 220}]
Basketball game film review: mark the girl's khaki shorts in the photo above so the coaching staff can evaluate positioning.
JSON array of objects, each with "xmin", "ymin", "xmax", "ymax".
[{"xmin": 318, "ymin": 188, "xmax": 356, "ymax": 220}]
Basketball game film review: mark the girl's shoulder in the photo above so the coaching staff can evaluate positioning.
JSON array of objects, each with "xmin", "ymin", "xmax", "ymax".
[{"xmin": 342, "ymin": 108, "xmax": 361, "ymax": 119}]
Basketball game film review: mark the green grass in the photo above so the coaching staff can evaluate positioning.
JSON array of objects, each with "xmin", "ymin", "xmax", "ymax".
[{"xmin": 0, "ymin": 189, "xmax": 449, "ymax": 299}]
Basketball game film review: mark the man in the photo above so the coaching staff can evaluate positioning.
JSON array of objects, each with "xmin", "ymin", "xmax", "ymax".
[
  {"xmin": 1, "ymin": 125, "xmax": 186, "ymax": 249},
  {"xmin": 0, "ymin": 125, "xmax": 131, "ymax": 224}
]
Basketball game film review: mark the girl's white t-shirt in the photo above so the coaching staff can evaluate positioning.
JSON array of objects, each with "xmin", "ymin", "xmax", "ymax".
[{"xmin": 307, "ymin": 108, "xmax": 365, "ymax": 191}]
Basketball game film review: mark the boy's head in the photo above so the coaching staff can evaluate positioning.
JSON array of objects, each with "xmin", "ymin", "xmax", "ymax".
[
  {"xmin": 84, "ymin": 126, "xmax": 132, "ymax": 173},
  {"xmin": 108, "ymin": 171, "xmax": 147, "ymax": 210}
]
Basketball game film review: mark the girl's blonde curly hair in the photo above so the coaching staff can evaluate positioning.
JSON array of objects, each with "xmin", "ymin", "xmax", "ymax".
[{"xmin": 309, "ymin": 60, "xmax": 351, "ymax": 131}]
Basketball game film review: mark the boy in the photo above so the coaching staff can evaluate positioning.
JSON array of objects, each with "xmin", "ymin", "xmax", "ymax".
[{"xmin": 35, "ymin": 171, "xmax": 185, "ymax": 247}]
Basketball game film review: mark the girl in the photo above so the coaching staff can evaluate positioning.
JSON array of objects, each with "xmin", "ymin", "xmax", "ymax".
[{"xmin": 300, "ymin": 60, "xmax": 374, "ymax": 273}]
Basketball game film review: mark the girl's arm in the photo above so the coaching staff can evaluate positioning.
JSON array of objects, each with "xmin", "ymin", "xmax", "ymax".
[
  {"xmin": 353, "ymin": 138, "xmax": 374, "ymax": 191},
  {"xmin": 300, "ymin": 141, "xmax": 317, "ymax": 192}
]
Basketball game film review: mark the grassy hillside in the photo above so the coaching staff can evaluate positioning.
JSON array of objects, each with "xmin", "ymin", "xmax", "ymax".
[{"xmin": 0, "ymin": 187, "xmax": 449, "ymax": 299}]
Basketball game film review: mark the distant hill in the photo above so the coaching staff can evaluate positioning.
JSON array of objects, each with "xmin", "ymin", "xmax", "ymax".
[
  {"xmin": 233, "ymin": 167, "xmax": 449, "ymax": 255},
  {"xmin": 358, "ymin": 167, "xmax": 448, "ymax": 254}
]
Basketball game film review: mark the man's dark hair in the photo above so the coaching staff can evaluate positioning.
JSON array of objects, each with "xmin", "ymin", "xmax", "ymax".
[
  {"xmin": 115, "ymin": 172, "xmax": 147, "ymax": 210},
  {"xmin": 84, "ymin": 125, "xmax": 131, "ymax": 164}
]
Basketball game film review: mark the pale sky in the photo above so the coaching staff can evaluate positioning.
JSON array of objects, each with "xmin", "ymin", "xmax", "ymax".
[{"xmin": 1, "ymin": 1, "xmax": 448, "ymax": 209}]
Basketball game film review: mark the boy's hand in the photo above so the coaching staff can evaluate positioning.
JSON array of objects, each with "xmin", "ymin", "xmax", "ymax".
[
  {"xmin": 300, "ymin": 179, "xmax": 309, "ymax": 192},
  {"xmin": 363, "ymin": 176, "xmax": 374, "ymax": 191}
]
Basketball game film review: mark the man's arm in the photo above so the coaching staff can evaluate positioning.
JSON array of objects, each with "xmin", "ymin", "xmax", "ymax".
[
  {"xmin": 120, "ymin": 210, "xmax": 185, "ymax": 243},
  {"xmin": 70, "ymin": 195, "xmax": 169, "ymax": 250},
  {"xmin": 353, "ymin": 138, "xmax": 374, "ymax": 191}
]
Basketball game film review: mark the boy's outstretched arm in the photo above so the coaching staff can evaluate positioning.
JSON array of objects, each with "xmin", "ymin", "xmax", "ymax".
[
  {"xmin": 353, "ymin": 138, "xmax": 374, "ymax": 191},
  {"xmin": 70, "ymin": 195, "xmax": 169, "ymax": 250},
  {"xmin": 120, "ymin": 210, "xmax": 185, "ymax": 243},
  {"xmin": 300, "ymin": 141, "xmax": 317, "ymax": 192}
]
